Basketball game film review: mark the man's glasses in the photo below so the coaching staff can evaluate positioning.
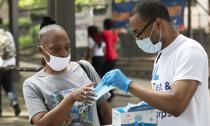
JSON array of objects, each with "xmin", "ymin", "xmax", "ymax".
[{"xmin": 132, "ymin": 19, "xmax": 156, "ymax": 39}]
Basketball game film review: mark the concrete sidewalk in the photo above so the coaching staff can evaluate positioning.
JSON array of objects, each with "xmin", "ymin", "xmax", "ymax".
[{"xmin": 0, "ymin": 61, "xmax": 41, "ymax": 126}]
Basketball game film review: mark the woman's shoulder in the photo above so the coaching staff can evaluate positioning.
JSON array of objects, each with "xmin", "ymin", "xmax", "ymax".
[
  {"xmin": 88, "ymin": 37, "xmax": 95, "ymax": 43},
  {"xmin": 23, "ymin": 69, "xmax": 45, "ymax": 87}
]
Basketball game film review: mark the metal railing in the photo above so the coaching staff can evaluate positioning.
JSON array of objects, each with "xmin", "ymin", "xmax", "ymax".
[{"xmin": 0, "ymin": 67, "xmax": 42, "ymax": 72}]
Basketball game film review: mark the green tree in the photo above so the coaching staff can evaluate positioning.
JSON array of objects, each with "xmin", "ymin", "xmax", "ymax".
[
  {"xmin": 18, "ymin": 0, "xmax": 47, "ymax": 8},
  {"xmin": 0, "ymin": 0, "xmax": 6, "ymax": 9},
  {"xmin": 75, "ymin": 0, "xmax": 102, "ymax": 6},
  {"xmin": 18, "ymin": 0, "xmax": 103, "ymax": 8}
]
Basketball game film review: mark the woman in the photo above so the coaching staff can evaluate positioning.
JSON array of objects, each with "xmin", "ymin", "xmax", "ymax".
[
  {"xmin": 23, "ymin": 17, "xmax": 112, "ymax": 126},
  {"xmin": 87, "ymin": 26, "xmax": 106, "ymax": 78}
]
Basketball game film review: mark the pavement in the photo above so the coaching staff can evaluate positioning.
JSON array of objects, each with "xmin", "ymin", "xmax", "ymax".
[
  {"xmin": 0, "ymin": 61, "xmax": 39, "ymax": 126},
  {"xmin": 0, "ymin": 61, "xmax": 209, "ymax": 126}
]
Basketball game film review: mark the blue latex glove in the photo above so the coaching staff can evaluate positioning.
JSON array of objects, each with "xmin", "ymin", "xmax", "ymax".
[
  {"xmin": 101, "ymin": 69, "xmax": 132, "ymax": 94},
  {"xmin": 134, "ymin": 122, "xmax": 139, "ymax": 126},
  {"xmin": 140, "ymin": 122, "xmax": 145, "ymax": 126}
]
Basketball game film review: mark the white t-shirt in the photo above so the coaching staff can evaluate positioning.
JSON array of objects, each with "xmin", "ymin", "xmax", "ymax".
[
  {"xmin": 151, "ymin": 34, "xmax": 210, "ymax": 126},
  {"xmin": 88, "ymin": 37, "xmax": 106, "ymax": 57},
  {"xmin": 0, "ymin": 29, "xmax": 16, "ymax": 66}
]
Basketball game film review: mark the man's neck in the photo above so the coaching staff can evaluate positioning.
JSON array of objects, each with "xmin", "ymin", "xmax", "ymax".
[{"xmin": 161, "ymin": 25, "xmax": 179, "ymax": 50}]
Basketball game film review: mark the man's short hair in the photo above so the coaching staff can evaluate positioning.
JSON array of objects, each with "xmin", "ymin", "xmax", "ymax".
[
  {"xmin": 136, "ymin": 0, "xmax": 170, "ymax": 22},
  {"xmin": 0, "ymin": 17, "xmax": 3, "ymax": 25},
  {"xmin": 103, "ymin": 18, "xmax": 114, "ymax": 30}
]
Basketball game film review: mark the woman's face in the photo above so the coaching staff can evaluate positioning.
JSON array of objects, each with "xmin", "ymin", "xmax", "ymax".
[{"xmin": 38, "ymin": 29, "xmax": 71, "ymax": 62}]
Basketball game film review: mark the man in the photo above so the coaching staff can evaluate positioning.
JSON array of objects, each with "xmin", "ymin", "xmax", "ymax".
[
  {"xmin": 102, "ymin": 0, "xmax": 210, "ymax": 126},
  {"xmin": 101, "ymin": 18, "xmax": 118, "ymax": 75},
  {"xmin": 101, "ymin": 19, "xmax": 118, "ymax": 102},
  {"xmin": 0, "ymin": 17, "xmax": 20, "ymax": 116}
]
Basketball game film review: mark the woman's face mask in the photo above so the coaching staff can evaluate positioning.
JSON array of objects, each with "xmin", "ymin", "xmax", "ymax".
[
  {"xmin": 136, "ymin": 23, "xmax": 162, "ymax": 54},
  {"xmin": 40, "ymin": 46, "xmax": 71, "ymax": 71}
]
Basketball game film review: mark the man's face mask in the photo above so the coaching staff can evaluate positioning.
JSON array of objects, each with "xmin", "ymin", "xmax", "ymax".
[
  {"xmin": 134, "ymin": 20, "xmax": 162, "ymax": 54},
  {"xmin": 40, "ymin": 46, "xmax": 71, "ymax": 71}
]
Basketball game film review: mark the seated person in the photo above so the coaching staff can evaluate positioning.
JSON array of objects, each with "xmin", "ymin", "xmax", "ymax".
[{"xmin": 23, "ymin": 17, "xmax": 112, "ymax": 126}]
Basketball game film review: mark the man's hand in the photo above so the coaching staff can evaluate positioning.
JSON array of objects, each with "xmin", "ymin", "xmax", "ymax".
[{"xmin": 101, "ymin": 69, "xmax": 132, "ymax": 94}]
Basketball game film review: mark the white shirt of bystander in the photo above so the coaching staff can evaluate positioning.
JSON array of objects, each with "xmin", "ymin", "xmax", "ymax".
[{"xmin": 0, "ymin": 29, "xmax": 16, "ymax": 67}]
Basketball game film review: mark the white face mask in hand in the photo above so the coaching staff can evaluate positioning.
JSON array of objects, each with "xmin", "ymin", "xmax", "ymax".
[
  {"xmin": 40, "ymin": 46, "xmax": 71, "ymax": 71},
  {"xmin": 91, "ymin": 82, "xmax": 114, "ymax": 100},
  {"xmin": 136, "ymin": 23, "xmax": 162, "ymax": 54}
]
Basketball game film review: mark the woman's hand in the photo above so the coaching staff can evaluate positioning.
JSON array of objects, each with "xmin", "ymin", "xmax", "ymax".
[{"xmin": 71, "ymin": 82, "xmax": 97, "ymax": 104}]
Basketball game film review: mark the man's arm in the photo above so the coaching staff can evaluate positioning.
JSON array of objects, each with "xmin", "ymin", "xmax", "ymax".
[
  {"xmin": 128, "ymin": 80, "xmax": 199, "ymax": 117},
  {"xmin": 97, "ymin": 101, "xmax": 112, "ymax": 125}
]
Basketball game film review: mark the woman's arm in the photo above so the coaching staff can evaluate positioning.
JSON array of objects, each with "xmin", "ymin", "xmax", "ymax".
[
  {"xmin": 86, "ymin": 48, "xmax": 93, "ymax": 62},
  {"xmin": 32, "ymin": 93, "xmax": 75, "ymax": 126},
  {"xmin": 86, "ymin": 37, "xmax": 94, "ymax": 61},
  {"xmin": 97, "ymin": 101, "xmax": 112, "ymax": 125},
  {"xmin": 32, "ymin": 83, "xmax": 96, "ymax": 126}
]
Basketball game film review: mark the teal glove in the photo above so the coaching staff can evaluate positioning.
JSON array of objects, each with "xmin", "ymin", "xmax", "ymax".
[{"xmin": 101, "ymin": 69, "xmax": 132, "ymax": 94}]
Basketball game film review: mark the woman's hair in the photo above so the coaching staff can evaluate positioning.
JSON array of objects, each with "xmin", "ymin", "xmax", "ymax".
[
  {"xmin": 38, "ymin": 16, "xmax": 65, "ymax": 66},
  {"xmin": 38, "ymin": 16, "xmax": 64, "ymax": 42},
  {"xmin": 40, "ymin": 16, "xmax": 56, "ymax": 30},
  {"xmin": 88, "ymin": 25, "xmax": 102, "ymax": 47}
]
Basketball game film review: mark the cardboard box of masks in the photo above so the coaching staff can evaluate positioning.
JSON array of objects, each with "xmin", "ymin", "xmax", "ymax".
[{"xmin": 112, "ymin": 102, "xmax": 157, "ymax": 126}]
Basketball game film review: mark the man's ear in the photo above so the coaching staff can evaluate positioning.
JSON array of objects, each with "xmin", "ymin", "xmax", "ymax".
[{"xmin": 156, "ymin": 18, "xmax": 161, "ymax": 29}]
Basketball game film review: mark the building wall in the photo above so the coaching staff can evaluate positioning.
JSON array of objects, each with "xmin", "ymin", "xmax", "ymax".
[
  {"xmin": 0, "ymin": 2, "xmax": 9, "ymax": 20},
  {"xmin": 209, "ymin": 0, "xmax": 210, "ymax": 13},
  {"xmin": 184, "ymin": 0, "xmax": 209, "ymax": 30}
]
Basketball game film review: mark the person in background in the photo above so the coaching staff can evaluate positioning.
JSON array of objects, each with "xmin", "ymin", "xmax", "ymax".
[
  {"xmin": 101, "ymin": 19, "xmax": 118, "ymax": 75},
  {"xmin": 101, "ymin": 0, "xmax": 210, "ymax": 126},
  {"xmin": 86, "ymin": 26, "xmax": 106, "ymax": 78},
  {"xmin": 23, "ymin": 17, "xmax": 112, "ymax": 126},
  {"xmin": 0, "ymin": 17, "xmax": 21, "ymax": 116},
  {"xmin": 101, "ymin": 19, "xmax": 118, "ymax": 102}
]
